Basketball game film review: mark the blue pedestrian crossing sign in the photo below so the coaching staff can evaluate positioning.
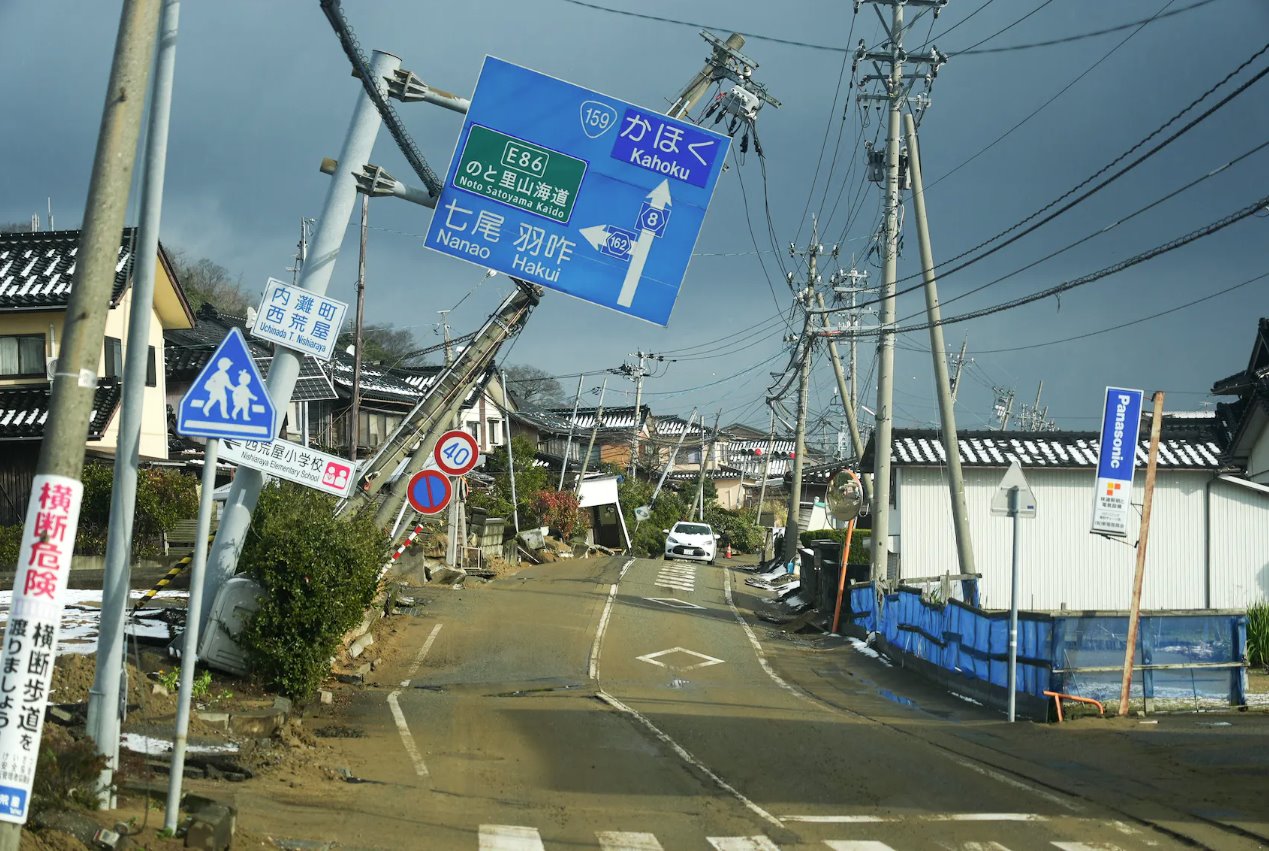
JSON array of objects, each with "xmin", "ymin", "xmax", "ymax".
[
  {"xmin": 424, "ymin": 57, "xmax": 730, "ymax": 327},
  {"xmin": 177, "ymin": 327, "xmax": 277, "ymax": 440}
]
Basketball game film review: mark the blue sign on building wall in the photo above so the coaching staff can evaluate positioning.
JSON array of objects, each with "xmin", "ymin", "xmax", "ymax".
[{"xmin": 424, "ymin": 57, "xmax": 730, "ymax": 327}]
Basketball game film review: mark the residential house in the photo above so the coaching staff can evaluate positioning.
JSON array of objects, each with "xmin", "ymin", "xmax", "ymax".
[
  {"xmin": 0, "ymin": 228, "xmax": 193, "ymax": 523},
  {"xmin": 1213, "ymin": 316, "xmax": 1269, "ymax": 485},
  {"xmin": 861, "ymin": 416, "xmax": 1268, "ymax": 610},
  {"xmin": 516, "ymin": 405, "xmax": 655, "ymax": 476}
]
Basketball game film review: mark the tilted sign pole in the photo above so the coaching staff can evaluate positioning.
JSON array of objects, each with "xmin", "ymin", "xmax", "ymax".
[
  {"xmin": 0, "ymin": 1, "xmax": 160, "ymax": 843},
  {"xmin": 164, "ymin": 438, "xmax": 218, "ymax": 831},
  {"xmin": 88, "ymin": 0, "xmax": 181, "ymax": 806},
  {"xmin": 199, "ymin": 51, "xmax": 399, "ymax": 633},
  {"xmin": 1119, "ymin": 391, "xmax": 1165, "ymax": 716}
]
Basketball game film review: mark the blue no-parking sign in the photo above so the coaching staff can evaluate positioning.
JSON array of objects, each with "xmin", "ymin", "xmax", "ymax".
[
  {"xmin": 177, "ymin": 328, "xmax": 277, "ymax": 440},
  {"xmin": 424, "ymin": 57, "xmax": 730, "ymax": 327},
  {"xmin": 408, "ymin": 470, "xmax": 452, "ymax": 516}
]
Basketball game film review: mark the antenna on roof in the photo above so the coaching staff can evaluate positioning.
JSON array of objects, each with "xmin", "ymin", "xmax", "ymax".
[
  {"xmin": 47, "ymin": 198, "xmax": 54, "ymax": 232},
  {"xmin": 29, "ymin": 213, "xmax": 39, "ymax": 232}
]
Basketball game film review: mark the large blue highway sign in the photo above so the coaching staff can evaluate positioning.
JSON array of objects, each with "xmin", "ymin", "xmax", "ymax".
[
  {"xmin": 177, "ymin": 328, "xmax": 277, "ymax": 440},
  {"xmin": 424, "ymin": 57, "xmax": 730, "ymax": 327}
]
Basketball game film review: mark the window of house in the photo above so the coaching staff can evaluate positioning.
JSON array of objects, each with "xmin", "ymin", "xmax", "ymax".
[
  {"xmin": 0, "ymin": 335, "xmax": 46, "ymax": 378},
  {"xmin": 488, "ymin": 418, "xmax": 501, "ymax": 445},
  {"xmin": 104, "ymin": 337, "xmax": 123, "ymax": 379},
  {"xmin": 146, "ymin": 346, "xmax": 157, "ymax": 387},
  {"xmin": 469, "ymin": 422, "xmax": 481, "ymax": 443}
]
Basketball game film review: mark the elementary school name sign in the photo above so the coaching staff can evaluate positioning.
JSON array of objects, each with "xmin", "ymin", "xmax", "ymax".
[{"xmin": 425, "ymin": 57, "xmax": 730, "ymax": 327}]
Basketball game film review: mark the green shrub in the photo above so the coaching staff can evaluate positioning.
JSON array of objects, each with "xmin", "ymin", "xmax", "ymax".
[
  {"xmin": 800, "ymin": 527, "xmax": 871, "ymax": 564},
  {"xmin": 0, "ymin": 523, "xmax": 22, "ymax": 569},
  {"xmin": 703, "ymin": 505, "xmax": 763, "ymax": 553},
  {"xmin": 1248, "ymin": 603, "xmax": 1269, "ymax": 669},
  {"xmin": 237, "ymin": 483, "xmax": 387, "ymax": 699},
  {"xmin": 618, "ymin": 477, "xmax": 691, "ymax": 558},
  {"xmin": 77, "ymin": 461, "xmax": 198, "ymax": 558},
  {"xmin": 471, "ymin": 436, "xmax": 548, "ymax": 533}
]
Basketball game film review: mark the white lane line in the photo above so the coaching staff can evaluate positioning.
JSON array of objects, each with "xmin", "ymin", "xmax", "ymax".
[
  {"xmin": 950, "ymin": 758, "xmax": 1082, "ymax": 812},
  {"xmin": 478, "ymin": 824, "xmax": 545, "ymax": 850},
  {"xmin": 783, "ymin": 813, "xmax": 1046, "ymax": 823},
  {"xmin": 824, "ymin": 842, "xmax": 897, "ymax": 851},
  {"xmin": 597, "ymin": 691, "xmax": 783, "ymax": 829},
  {"xmin": 386, "ymin": 690, "xmax": 428, "ymax": 776},
  {"xmin": 400, "ymin": 622, "xmax": 443, "ymax": 687},
  {"xmin": 1052, "ymin": 843, "xmax": 1127, "ymax": 851},
  {"xmin": 387, "ymin": 622, "xmax": 443, "ymax": 776},
  {"xmin": 619, "ymin": 557, "xmax": 636, "ymax": 580},
  {"xmin": 961, "ymin": 843, "xmax": 1013, "ymax": 851},
  {"xmin": 589, "ymin": 583, "xmax": 619, "ymax": 681},
  {"xmin": 707, "ymin": 837, "xmax": 780, "ymax": 851},
  {"xmin": 596, "ymin": 831, "xmax": 664, "ymax": 849},
  {"xmin": 722, "ymin": 567, "xmax": 820, "ymax": 709}
]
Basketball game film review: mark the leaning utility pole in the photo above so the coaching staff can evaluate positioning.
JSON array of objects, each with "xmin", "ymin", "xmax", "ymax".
[
  {"xmin": 816, "ymin": 292, "xmax": 871, "ymax": 506},
  {"xmin": 904, "ymin": 112, "xmax": 975, "ymax": 579},
  {"xmin": 854, "ymin": 0, "xmax": 947, "ymax": 584},
  {"xmin": 696, "ymin": 410, "xmax": 722, "ymax": 521},
  {"xmin": 350, "ymin": 194, "xmax": 368, "ymax": 461},
  {"xmin": 0, "ymin": 1, "xmax": 160, "ymax": 845},
  {"xmin": 574, "ymin": 379, "xmax": 607, "ymax": 496},
  {"xmin": 558, "ymin": 373, "xmax": 585, "ymax": 491},
  {"xmin": 199, "ymin": 50, "xmax": 401, "ymax": 631},
  {"xmin": 667, "ymin": 33, "xmax": 746, "ymax": 118},
  {"xmin": 754, "ymin": 408, "xmax": 776, "ymax": 522},
  {"xmin": 949, "ymin": 338, "xmax": 968, "ymax": 402}
]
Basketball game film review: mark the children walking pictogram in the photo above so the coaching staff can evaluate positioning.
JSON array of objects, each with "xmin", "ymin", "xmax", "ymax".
[
  {"xmin": 201, "ymin": 357, "xmax": 233, "ymax": 418},
  {"xmin": 231, "ymin": 370, "xmax": 258, "ymax": 421}
]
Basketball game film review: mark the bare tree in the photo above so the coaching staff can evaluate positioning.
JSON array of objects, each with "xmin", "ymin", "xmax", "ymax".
[
  {"xmin": 168, "ymin": 250, "xmax": 251, "ymax": 315},
  {"xmin": 504, "ymin": 364, "xmax": 566, "ymax": 409}
]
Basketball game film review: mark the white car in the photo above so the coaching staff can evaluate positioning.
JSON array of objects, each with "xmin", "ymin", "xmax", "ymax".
[{"xmin": 663, "ymin": 521, "xmax": 720, "ymax": 564}]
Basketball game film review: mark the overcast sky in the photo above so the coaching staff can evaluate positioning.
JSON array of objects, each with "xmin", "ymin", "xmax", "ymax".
[{"xmin": 2, "ymin": 1, "xmax": 1266, "ymax": 447}]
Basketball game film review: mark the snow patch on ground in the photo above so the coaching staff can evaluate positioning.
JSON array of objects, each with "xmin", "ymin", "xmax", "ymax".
[
  {"xmin": 847, "ymin": 637, "xmax": 893, "ymax": 667},
  {"xmin": 0, "ymin": 588, "xmax": 186, "ymax": 654},
  {"xmin": 121, "ymin": 733, "xmax": 238, "ymax": 756},
  {"xmin": 950, "ymin": 692, "xmax": 984, "ymax": 706}
]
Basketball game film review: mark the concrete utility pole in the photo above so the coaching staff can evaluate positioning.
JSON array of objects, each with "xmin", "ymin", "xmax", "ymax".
[
  {"xmin": 558, "ymin": 373, "xmax": 585, "ymax": 491},
  {"xmin": 754, "ymin": 408, "xmax": 776, "ymax": 522},
  {"xmin": 0, "ymin": 2, "xmax": 160, "ymax": 845},
  {"xmin": 855, "ymin": 0, "xmax": 947, "ymax": 584},
  {"xmin": 781, "ymin": 226, "xmax": 823, "ymax": 562},
  {"xmin": 994, "ymin": 386, "xmax": 1015, "ymax": 430},
  {"xmin": 200, "ymin": 50, "xmax": 401, "ymax": 633},
  {"xmin": 695, "ymin": 410, "xmax": 722, "ymax": 521},
  {"xmin": 816, "ymin": 292, "xmax": 871, "ymax": 506},
  {"xmin": 630, "ymin": 352, "xmax": 646, "ymax": 480},
  {"xmin": 87, "ymin": 0, "xmax": 178, "ymax": 809},
  {"xmin": 949, "ymin": 338, "xmax": 968, "ymax": 402},
  {"xmin": 667, "ymin": 33, "xmax": 746, "ymax": 119},
  {"xmin": 904, "ymin": 112, "xmax": 975, "ymax": 579},
  {"xmin": 350, "ymin": 194, "xmax": 368, "ymax": 461},
  {"xmin": 574, "ymin": 379, "xmax": 607, "ymax": 496}
]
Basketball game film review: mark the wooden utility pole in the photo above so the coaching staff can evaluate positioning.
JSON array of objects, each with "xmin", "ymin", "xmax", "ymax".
[{"xmin": 1118, "ymin": 391, "xmax": 1165, "ymax": 716}]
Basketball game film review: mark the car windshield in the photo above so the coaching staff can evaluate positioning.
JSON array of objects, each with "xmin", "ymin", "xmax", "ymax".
[{"xmin": 674, "ymin": 523, "xmax": 712, "ymax": 535}]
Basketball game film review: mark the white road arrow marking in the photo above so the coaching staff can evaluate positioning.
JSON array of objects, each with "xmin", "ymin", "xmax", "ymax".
[{"xmin": 618, "ymin": 180, "xmax": 671, "ymax": 308}]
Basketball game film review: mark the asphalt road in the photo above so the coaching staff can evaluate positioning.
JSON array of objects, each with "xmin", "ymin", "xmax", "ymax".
[{"xmin": 232, "ymin": 554, "xmax": 1268, "ymax": 850}]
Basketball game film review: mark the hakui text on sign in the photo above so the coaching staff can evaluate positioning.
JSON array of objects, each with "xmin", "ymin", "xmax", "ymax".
[{"xmin": 1090, "ymin": 386, "xmax": 1144, "ymax": 537}]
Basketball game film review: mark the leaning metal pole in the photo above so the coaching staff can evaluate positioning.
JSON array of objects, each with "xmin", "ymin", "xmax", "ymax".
[
  {"xmin": 86, "ymin": 0, "xmax": 180, "ymax": 807},
  {"xmin": 198, "ymin": 51, "xmax": 400, "ymax": 634}
]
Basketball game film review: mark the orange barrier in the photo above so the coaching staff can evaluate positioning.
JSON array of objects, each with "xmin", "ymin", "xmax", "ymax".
[{"xmin": 1043, "ymin": 690, "xmax": 1105, "ymax": 722}]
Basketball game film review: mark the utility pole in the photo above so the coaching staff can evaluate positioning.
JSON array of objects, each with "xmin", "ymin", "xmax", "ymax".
[
  {"xmin": 855, "ymin": 0, "xmax": 947, "ymax": 586},
  {"xmin": 0, "ymin": 1, "xmax": 159, "ymax": 845},
  {"xmin": 754, "ymin": 408, "xmax": 776, "ymax": 522},
  {"xmin": 816, "ymin": 292, "xmax": 871, "ymax": 506},
  {"xmin": 667, "ymin": 33, "xmax": 746, "ymax": 119},
  {"xmin": 994, "ymin": 386, "xmax": 1016, "ymax": 430},
  {"xmin": 630, "ymin": 351, "xmax": 646, "ymax": 480},
  {"xmin": 87, "ymin": 0, "xmax": 178, "ymax": 809},
  {"xmin": 574, "ymin": 379, "xmax": 607, "ymax": 496},
  {"xmin": 199, "ymin": 50, "xmax": 401, "ymax": 633},
  {"xmin": 695, "ymin": 410, "xmax": 722, "ymax": 521},
  {"xmin": 949, "ymin": 338, "xmax": 968, "ymax": 402},
  {"xmin": 350, "ymin": 194, "xmax": 368, "ymax": 461},
  {"xmin": 782, "ymin": 225, "xmax": 821, "ymax": 563},
  {"xmin": 437, "ymin": 309, "xmax": 453, "ymax": 366},
  {"xmin": 904, "ymin": 112, "xmax": 975, "ymax": 579},
  {"xmin": 558, "ymin": 373, "xmax": 585, "ymax": 491}
]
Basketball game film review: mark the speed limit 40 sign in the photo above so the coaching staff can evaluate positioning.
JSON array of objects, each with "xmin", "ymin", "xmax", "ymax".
[{"xmin": 434, "ymin": 430, "xmax": 480, "ymax": 476}]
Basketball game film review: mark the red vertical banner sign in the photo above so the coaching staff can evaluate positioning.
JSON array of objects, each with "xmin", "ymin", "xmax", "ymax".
[{"xmin": 0, "ymin": 476, "xmax": 84, "ymax": 824}]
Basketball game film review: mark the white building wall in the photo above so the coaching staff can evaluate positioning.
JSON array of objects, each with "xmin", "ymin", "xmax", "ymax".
[
  {"xmin": 1247, "ymin": 429, "xmax": 1269, "ymax": 485},
  {"xmin": 1209, "ymin": 476, "xmax": 1269, "ymax": 608},
  {"xmin": 896, "ymin": 467, "xmax": 1212, "ymax": 611}
]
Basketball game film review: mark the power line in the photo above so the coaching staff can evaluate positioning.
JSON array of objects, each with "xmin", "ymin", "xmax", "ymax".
[
  {"xmin": 959, "ymin": 0, "xmax": 1222, "ymax": 55},
  {"xmin": 949, "ymin": 0, "xmax": 1057, "ymax": 55},
  {"xmin": 966, "ymin": 270, "xmax": 1269, "ymax": 354}
]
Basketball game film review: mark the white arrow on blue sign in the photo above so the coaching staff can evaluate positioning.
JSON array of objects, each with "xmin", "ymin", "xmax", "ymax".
[
  {"xmin": 177, "ymin": 327, "xmax": 277, "ymax": 440},
  {"xmin": 424, "ymin": 57, "xmax": 730, "ymax": 327}
]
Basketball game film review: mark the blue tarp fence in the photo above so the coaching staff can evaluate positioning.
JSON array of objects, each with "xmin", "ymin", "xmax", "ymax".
[{"xmin": 844, "ymin": 583, "xmax": 1247, "ymax": 711}]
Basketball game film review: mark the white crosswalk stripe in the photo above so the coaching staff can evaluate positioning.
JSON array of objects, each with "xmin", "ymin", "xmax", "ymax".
[
  {"xmin": 707, "ymin": 838, "xmax": 781, "ymax": 850},
  {"xmin": 477, "ymin": 825, "xmax": 1132, "ymax": 849},
  {"xmin": 596, "ymin": 831, "xmax": 663, "ymax": 849},
  {"xmin": 655, "ymin": 564, "xmax": 696, "ymax": 592},
  {"xmin": 479, "ymin": 824, "xmax": 544, "ymax": 850}
]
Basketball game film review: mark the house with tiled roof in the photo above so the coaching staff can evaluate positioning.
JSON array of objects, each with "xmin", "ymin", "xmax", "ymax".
[
  {"xmin": 861, "ymin": 414, "xmax": 1267, "ymax": 610},
  {"xmin": 1212, "ymin": 316, "xmax": 1269, "ymax": 485},
  {"xmin": 514, "ymin": 405, "xmax": 655, "ymax": 476},
  {"xmin": 0, "ymin": 228, "xmax": 193, "ymax": 523}
]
